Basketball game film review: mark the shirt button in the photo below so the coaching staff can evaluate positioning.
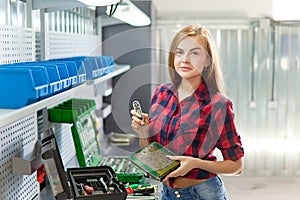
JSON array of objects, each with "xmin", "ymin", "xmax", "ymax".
[
  {"xmin": 174, "ymin": 191, "xmax": 179, "ymax": 194},
  {"xmin": 176, "ymin": 194, "xmax": 181, "ymax": 198}
]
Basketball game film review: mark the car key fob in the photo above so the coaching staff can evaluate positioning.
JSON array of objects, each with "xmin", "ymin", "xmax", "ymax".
[{"xmin": 132, "ymin": 100, "xmax": 144, "ymax": 121}]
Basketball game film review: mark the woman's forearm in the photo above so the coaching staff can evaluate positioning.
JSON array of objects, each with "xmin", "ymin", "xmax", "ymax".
[{"xmin": 193, "ymin": 158, "xmax": 243, "ymax": 175}]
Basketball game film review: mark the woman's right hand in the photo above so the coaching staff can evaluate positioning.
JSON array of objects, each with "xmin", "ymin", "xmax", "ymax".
[{"xmin": 130, "ymin": 109, "xmax": 149, "ymax": 138}]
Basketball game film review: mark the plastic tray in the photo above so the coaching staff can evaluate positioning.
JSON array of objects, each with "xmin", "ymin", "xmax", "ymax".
[
  {"xmin": 48, "ymin": 98, "xmax": 96, "ymax": 123},
  {"xmin": 48, "ymin": 61, "xmax": 78, "ymax": 87},
  {"xmin": 67, "ymin": 166, "xmax": 127, "ymax": 200},
  {"xmin": 52, "ymin": 56, "xmax": 115, "ymax": 80},
  {"xmin": 19, "ymin": 62, "xmax": 63, "ymax": 96},
  {"xmin": 38, "ymin": 61, "xmax": 72, "ymax": 91},
  {"xmin": 0, "ymin": 65, "xmax": 49, "ymax": 108}
]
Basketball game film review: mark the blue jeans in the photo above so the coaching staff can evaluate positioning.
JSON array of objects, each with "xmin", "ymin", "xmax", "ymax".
[{"xmin": 162, "ymin": 176, "xmax": 228, "ymax": 200}]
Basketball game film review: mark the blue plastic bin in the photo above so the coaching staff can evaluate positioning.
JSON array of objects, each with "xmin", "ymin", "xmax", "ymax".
[
  {"xmin": 43, "ymin": 62, "xmax": 71, "ymax": 90},
  {"xmin": 0, "ymin": 65, "xmax": 48, "ymax": 108},
  {"xmin": 58, "ymin": 61, "xmax": 78, "ymax": 86},
  {"xmin": 51, "ymin": 56, "xmax": 94, "ymax": 80},
  {"xmin": 80, "ymin": 57, "xmax": 99, "ymax": 80},
  {"xmin": 0, "ymin": 63, "xmax": 50, "ymax": 98},
  {"xmin": 20, "ymin": 62, "xmax": 62, "ymax": 96},
  {"xmin": 38, "ymin": 61, "xmax": 72, "ymax": 91},
  {"xmin": 53, "ymin": 56, "xmax": 110, "ymax": 80},
  {"xmin": 72, "ymin": 60, "xmax": 86, "ymax": 83},
  {"xmin": 46, "ymin": 61, "xmax": 78, "ymax": 87},
  {"xmin": 98, "ymin": 56, "xmax": 115, "ymax": 75},
  {"xmin": 50, "ymin": 58, "xmax": 87, "ymax": 83}
]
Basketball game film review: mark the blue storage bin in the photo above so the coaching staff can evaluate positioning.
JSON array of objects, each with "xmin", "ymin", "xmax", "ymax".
[
  {"xmin": 99, "ymin": 56, "xmax": 115, "ymax": 75},
  {"xmin": 54, "ymin": 56, "xmax": 105, "ymax": 79},
  {"xmin": 82, "ymin": 57, "xmax": 99, "ymax": 79},
  {"xmin": 50, "ymin": 58, "xmax": 87, "ymax": 83},
  {"xmin": 0, "ymin": 63, "xmax": 50, "ymax": 98},
  {"xmin": 72, "ymin": 60, "xmax": 86, "ymax": 83},
  {"xmin": 0, "ymin": 66, "xmax": 48, "ymax": 108},
  {"xmin": 58, "ymin": 61, "xmax": 78, "ymax": 86},
  {"xmin": 20, "ymin": 62, "xmax": 62, "ymax": 96},
  {"xmin": 46, "ymin": 60, "xmax": 80, "ymax": 87},
  {"xmin": 14, "ymin": 65, "xmax": 49, "ymax": 99},
  {"xmin": 52, "ymin": 63, "xmax": 71, "ymax": 91},
  {"xmin": 39, "ymin": 62, "xmax": 71, "ymax": 91},
  {"xmin": 44, "ymin": 62, "xmax": 73, "ymax": 89},
  {"xmin": 91, "ymin": 57, "xmax": 105, "ymax": 77},
  {"xmin": 52, "ymin": 56, "xmax": 115, "ymax": 79}
]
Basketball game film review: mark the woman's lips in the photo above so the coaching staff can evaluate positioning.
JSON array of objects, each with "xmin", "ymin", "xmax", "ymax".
[{"xmin": 179, "ymin": 66, "xmax": 192, "ymax": 71}]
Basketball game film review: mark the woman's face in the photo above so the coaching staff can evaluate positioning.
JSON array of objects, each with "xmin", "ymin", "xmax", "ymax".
[{"xmin": 174, "ymin": 36, "xmax": 209, "ymax": 81}]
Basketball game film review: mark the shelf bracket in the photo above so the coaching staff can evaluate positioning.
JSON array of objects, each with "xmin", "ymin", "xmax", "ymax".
[{"xmin": 12, "ymin": 141, "xmax": 42, "ymax": 175}]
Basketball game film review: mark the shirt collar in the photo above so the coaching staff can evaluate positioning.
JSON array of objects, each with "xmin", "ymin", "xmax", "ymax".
[
  {"xmin": 164, "ymin": 82, "xmax": 211, "ymax": 102},
  {"xmin": 194, "ymin": 82, "xmax": 211, "ymax": 102}
]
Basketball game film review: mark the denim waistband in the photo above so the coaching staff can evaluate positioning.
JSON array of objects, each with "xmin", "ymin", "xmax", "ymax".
[{"xmin": 162, "ymin": 176, "xmax": 228, "ymax": 200}]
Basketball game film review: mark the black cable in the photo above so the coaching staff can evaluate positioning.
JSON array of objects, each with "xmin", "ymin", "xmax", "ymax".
[{"xmin": 109, "ymin": 3, "xmax": 119, "ymax": 17}]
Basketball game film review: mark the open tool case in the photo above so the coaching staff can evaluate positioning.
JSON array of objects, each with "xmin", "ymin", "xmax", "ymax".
[
  {"xmin": 41, "ymin": 129, "xmax": 127, "ymax": 200},
  {"xmin": 47, "ymin": 98, "xmax": 144, "ymax": 184}
]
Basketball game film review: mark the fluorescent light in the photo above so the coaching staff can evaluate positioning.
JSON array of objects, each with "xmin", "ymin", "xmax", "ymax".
[
  {"xmin": 273, "ymin": 0, "xmax": 300, "ymax": 20},
  {"xmin": 106, "ymin": 0, "xmax": 151, "ymax": 26},
  {"xmin": 77, "ymin": 0, "xmax": 120, "ymax": 6}
]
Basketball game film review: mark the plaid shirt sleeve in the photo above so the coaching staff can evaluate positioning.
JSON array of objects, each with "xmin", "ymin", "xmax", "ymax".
[{"xmin": 214, "ymin": 98, "xmax": 244, "ymax": 161}]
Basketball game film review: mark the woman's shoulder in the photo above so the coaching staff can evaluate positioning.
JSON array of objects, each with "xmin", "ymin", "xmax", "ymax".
[{"xmin": 210, "ymin": 92, "xmax": 233, "ymax": 106}]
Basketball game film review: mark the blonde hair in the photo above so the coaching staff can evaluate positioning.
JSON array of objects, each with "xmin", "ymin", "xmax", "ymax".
[{"xmin": 168, "ymin": 25, "xmax": 225, "ymax": 94}]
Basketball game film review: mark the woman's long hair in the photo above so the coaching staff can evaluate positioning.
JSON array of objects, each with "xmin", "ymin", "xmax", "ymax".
[{"xmin": 168, "ymin": 25, "xmax": 225, "ymax": 94}]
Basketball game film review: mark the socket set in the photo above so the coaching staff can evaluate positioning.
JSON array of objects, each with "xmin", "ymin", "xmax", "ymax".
[{"xmin": 100, "ymin": 156, "xmax": 144, "ymax": 184}]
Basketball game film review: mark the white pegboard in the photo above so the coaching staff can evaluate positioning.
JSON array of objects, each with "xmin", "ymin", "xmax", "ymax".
[
  {"xmin": 46, "ymin": 31, "xmax": 101, "ymax": 59},
  {"xmin": 0, "ymin": 114, "xmax": 39, "ymax": 200},
  {"xmin": 0, "ymin": 24, "xmax": 34, "ymax": 64}
]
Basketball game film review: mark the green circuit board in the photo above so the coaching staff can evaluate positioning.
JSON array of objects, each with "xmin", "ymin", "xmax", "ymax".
[{"xmin": 129, "ymin": 142, "xmax": 180, "ymax": 181}]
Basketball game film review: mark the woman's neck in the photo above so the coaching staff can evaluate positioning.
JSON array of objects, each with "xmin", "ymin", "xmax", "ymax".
[{"xmin": 177, "ymin": 78, "xmax": 202, "ymax": 102}]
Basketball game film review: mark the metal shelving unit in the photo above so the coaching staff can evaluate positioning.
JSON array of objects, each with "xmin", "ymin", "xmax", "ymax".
[
  {"xmin": 0, "ymin": 64, "xmax": 130, "ymax": 128},
  {"xmin": 0, "ymin": 64, "xmax": 130, "ymax": 200}
]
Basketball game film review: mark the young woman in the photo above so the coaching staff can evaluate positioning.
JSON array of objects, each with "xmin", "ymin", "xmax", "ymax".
[{"xmin": 131, "ymin": 25, "xmax": 244, "ymax": 200}]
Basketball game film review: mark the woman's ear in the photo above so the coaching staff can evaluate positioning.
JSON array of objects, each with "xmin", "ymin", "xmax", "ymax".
[{"xmin": 205, "ymin": 58, "xmax": 210, "ymax": 67}]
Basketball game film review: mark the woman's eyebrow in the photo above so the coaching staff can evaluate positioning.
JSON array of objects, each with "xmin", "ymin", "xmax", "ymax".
[
  {"xmin": 189, "ymin": 47, "xmax": 204, "ymax": 51},
  {"xmin": 176, "ymin": 47, "xmax": 204, "ymax": 51}
]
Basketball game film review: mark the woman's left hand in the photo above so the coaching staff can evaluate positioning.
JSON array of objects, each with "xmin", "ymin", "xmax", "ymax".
[{"xmin": 163, "ymin": 155, "xmax": 197, "ymax": 181}]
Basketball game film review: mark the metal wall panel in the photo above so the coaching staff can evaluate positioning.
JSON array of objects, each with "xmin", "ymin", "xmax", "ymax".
[
  {"xmin": 0, "ymin": 25, "xmax": 34, "ymax": 63},
  {"xmin": 46, "ymin": 31, "xmax": 101, "ymax": 59},
  {"xmin": 0, "ymin": 114, "xmax": 38, "ymax": 199}
]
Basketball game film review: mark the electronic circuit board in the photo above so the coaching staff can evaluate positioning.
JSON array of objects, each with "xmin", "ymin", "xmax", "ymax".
[
  {"xmin": 129, "ymin": 142, "xmax": 180, "ymax": 181},
  {"xmin": 100, "ymin": 156, "xmax": 144, "ymax": 183}
]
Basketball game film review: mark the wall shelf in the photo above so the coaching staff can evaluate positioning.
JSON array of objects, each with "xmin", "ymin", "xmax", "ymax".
[
  {"xmin": 86, "ymin": 64, "xmax": 130, "ymax": 85},
  {"xmin": 0, "ymin": 64, "xmax": 130, "ymax": 128}
]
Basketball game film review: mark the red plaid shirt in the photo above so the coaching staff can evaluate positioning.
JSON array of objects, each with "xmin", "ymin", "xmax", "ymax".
[{"xmin": 149, "ymin": 82, "xmax": 244, "ymax": 180}]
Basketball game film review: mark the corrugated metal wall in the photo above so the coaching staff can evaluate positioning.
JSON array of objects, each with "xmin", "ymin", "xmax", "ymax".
[{"xmin": 155, "ymin": 20, "xmax": 300, "ymax": 177}]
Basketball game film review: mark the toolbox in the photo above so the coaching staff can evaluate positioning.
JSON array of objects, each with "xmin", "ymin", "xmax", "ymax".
[
  {"xmin": 41, "ymin": 130, "xmax": 127, "ymax": 200},
  {"xmin": 48, "ymin": 98, "xmax": 145, "ymax": 184}
]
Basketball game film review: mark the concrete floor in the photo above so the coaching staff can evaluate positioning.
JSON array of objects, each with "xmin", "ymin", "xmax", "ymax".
[{"xmin": 223, "ymin": 176, "xmax": 300, "ymax": 200}]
